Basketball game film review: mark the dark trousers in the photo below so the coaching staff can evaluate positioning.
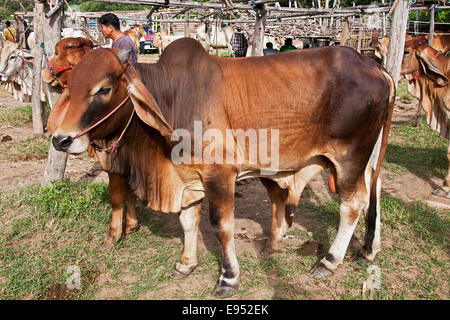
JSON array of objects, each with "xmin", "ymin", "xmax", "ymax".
[
  {"xmin": 140, "ymin": 41, "xmax": 145, "ymax": 54},
  {"xmin": 234, "ymin": 50, "xmax": 247, "ymax": 57}
]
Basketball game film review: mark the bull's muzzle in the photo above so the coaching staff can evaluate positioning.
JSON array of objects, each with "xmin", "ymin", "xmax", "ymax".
[{"xmin": 52, "ymin": 135, "xmax": 73, "ymax": 152}]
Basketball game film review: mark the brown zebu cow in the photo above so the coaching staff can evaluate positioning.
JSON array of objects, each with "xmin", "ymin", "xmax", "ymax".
[
  {"xmin": 48, "ymin": 38, "xmax": 395, "ymax": 297},
  {"xmin": 42, "ymin": 37, "xmax": 141, "ymax": 247},
  {"xmin": 41, "ymin": 36, "xmax": 308, "ymax": 249},
  {"xmin": 401, "ymin": 37, "xmax": 450, "ymax": 198},
  {"xmin": 42, "ymin": 37, "xmax": 94, "ymax": 89}
]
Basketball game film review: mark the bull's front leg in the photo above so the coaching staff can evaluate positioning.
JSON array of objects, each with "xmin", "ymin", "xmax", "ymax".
[
  {"xmin": 204, "ymin": 169, "xmax": 240, "ymax": 298},
  {"xmin": 102, "ymin": 173, "xmax": 138, "ymax": 248},
  {"xmin": 173, "ymin": 200, "xmax": 202, "ymax": 279}
]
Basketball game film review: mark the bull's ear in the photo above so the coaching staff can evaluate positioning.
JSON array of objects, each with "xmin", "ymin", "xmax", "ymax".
[
  {"xmin": 47, "ymin": 89, "xmax": 71, "ymax": 134},
  {"xmin": 417, "ymin": 50, "xmax": 449, "ymax": 86},
  {"xmin": 123, "ymin": 66, "xmax": 174, "ymax": 138}
]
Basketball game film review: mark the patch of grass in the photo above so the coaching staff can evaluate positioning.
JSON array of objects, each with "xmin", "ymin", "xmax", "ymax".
[
  {"xmin": 396, "ymin": 78, "xmax": 414, "ymax": 103},
  {"xmin": 384, "ymin": 120, "xmax": 447, "ymax": 180},
  {"xmin": 0, "ymin": 179, "xmax": 448, "ymax": 300},
  {"xmin": 0, "ymin": 136, "xmax": 50, "ymax": 160},
  {"xmin": 0, "ymin": 105, "xmax": 32, "ymax": 127}
]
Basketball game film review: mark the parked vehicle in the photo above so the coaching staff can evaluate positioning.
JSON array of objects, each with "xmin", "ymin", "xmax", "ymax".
[{"xmin": 143, "ymin": 27, "xmax": 157, "ymax": 53}]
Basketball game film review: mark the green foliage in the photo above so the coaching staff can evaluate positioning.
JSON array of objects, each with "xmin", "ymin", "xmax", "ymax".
[
  {"xmin": 409, "ymin": 7, "xmax": 450, "ymax": 23},
  {"xmin": 0, "ymin": 104, "xmax": 32, "ymax": 127},
  {"xmin": 0, "ymin": 7, "xmax": 10, "ymax": 20},
  {"xmin": 67, "ymin": 1, "xmax": 146, "ymax": 12}
]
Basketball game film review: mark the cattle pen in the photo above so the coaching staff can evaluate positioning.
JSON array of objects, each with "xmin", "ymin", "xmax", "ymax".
[{"xmin": 0, "ymin": 0, "xmax": 449, "ymax": 304}]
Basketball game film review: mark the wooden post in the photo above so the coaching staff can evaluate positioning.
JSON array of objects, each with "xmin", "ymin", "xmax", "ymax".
[
  {"xmin": 251, "ymin": 6, "xmax": 266, "ymax": 57},
  {"xmin": 31, "ymin": 2, "xmax": 45, "ymax": 139},
  {"xmin": 428, "ymin": 5, "xmax": 435, "ymax": 46},
  {"xmin": 184, "ymin": 10, "xmax": 190, "ymax": 37},
  {"xmin": 14, "ymin": 14, "xmax": 25, "ymax": 48},
  {"xmin": 385, "ymin": 0, "xmax": 410, "ymax": 87},
  {"xmin": 205, "ymin": 20, "xmax": 211, "ymax": 53},
  {"xmin": 414, "ymin": 9, "xmax": 419, "ymax": 36},
  {"xmin": 41, "ymin": 0, "xmax": 68, "ymax": 187},
  {"xmin": 357, "ymin": 16, "xmax": 362, "ymax": 53},
  {"xmin": 340, "ymin": 19, "xmax": 350, "ymax": 46}
]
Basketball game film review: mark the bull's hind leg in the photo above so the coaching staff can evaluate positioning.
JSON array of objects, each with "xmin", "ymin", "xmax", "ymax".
[
  {"xmin": 204, "ymin": 169, "xmax": 240, "ymax": 298},
  {"xmin": 362, "ymin": 169, "xmax": 382, "ymax": 262},
  {"xmin": 260, "ymin": 178, "xmax": 289, "ymax": 252},
  {"xmin": 312, "ymin": 173, "xmax": 369, "ymax": 277},
  {"xmin": 173, "ymin": 201, "xmax": 202, "ymax": 279},
  {"xmin": 261, "ymin": 160, "xmax": 328, "ymax": 252}
]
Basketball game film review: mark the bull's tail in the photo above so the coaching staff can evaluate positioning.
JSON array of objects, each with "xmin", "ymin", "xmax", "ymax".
[{"xmin": 363, "ymin": 69, "xmax": 396, "ymax": 260}]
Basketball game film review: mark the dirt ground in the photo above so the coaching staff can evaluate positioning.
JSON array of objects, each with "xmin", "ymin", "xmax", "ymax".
[{"xmin": 0, "ymin": 65, "xmax": 448, "ymax": 300}]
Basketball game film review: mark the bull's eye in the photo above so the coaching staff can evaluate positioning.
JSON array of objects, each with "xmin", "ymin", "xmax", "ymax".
[
  {"xmin": 10, "ymin": 55, "xmax": 16, "ymax": 60},
  {"xmin": 95, "ymin": 87, "xmax": 111, "ymax": 95}
]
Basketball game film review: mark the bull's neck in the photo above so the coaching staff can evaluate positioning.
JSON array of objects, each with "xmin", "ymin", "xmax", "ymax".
[{"xmin": 103, "ymin": 114, "xmax": 171, "ymax": 203}]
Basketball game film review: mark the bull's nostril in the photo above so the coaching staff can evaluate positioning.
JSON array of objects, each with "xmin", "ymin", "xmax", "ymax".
[{"xmin": 52, "ymin": 136, "xmax": 73, "ymax": 152}]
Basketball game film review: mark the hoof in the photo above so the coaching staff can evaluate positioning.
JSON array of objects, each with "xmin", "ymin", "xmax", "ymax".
[
  {"xmin": 355, "ymin": 256, "xmax": 371, "ymax": 267},
  {"xmin": 213, "ymin": 281, "xmax": 238, "ymax": 298},
  {"xmin": 125, "ymin": 224, "xmax": 140, "ymax": 235},
  {"xmin": 261, "ymin": 244, "xmax": 284, "ymax": 255},
  {"xmin": 172, "ymin": 263, "xmax": 196, "ymax": 280},
  {"xmin": 310, "ymin": 263, "xmax": 335, "ymax": 278},
  {"xmin": 432, "ymin": 187, "xmax": 450, "ymax": 199},
  {"xmin": 100, "ymin": 242, "xmax": 113, "ymax": 250}
]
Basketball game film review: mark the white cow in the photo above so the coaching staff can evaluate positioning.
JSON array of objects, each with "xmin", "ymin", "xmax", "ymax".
[
  {"xmin": 153, "ymin": 32, "xmax": 185, "ymax": 54},
  {"xmin": 195, "ymin": 24, "xmax": 234, "ymax": 55},
  {"xmin": 61, "ymin": 28, "xmax": 88, "ymax": 39},
  {"xmin": 0, "ymin": 42, "xmax": 45, "ymax": 102}
]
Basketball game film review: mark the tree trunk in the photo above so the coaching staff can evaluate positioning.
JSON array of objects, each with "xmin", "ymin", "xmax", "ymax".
[
  {"xmin": 14, "ymin": 15, "xmax": 25, "ymax": 48},
  {"xmin": 205, "ymin": 21, "xmax": 211, "ymax": 53},
  {"xmin": 251, "ymin": 7, "xmax": 266, "ymax": 57},
  {"xmin": 184, "ymin": 11, "xmax": 190, "ymax": 37},
  {"xmin": 428, "ymin": 5, "xmax": 435, "ymax": 46},
  {"xmin": 385, "ymin": 0, "xmax": 410, "ymax": 87},
  {"xmin": 41, "ymin": 0, "xmax": 68, "ymax": 187}
]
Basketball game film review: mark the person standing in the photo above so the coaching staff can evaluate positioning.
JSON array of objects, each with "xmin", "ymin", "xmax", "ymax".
[
  {"xmin": 3, "ymin": 21, "xmax": 17, "ymax": 43},
  {"xmin": 230, "ymin": 27, "xmax": 248, "ymax": 58},
  {"xmin": 121, "ymin": 20, "xmax": 130, "ymax": 32},
  {"xmin": 263, "ymin": 42, "xmax": 278, "ymax": 56},
  {"xmin": 98, "ymin": 13, "xmax": 137, "ymax": 66},
  {"xmin": 279, "ymin": 38, "xmax": 297, "ymax": 52}
]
